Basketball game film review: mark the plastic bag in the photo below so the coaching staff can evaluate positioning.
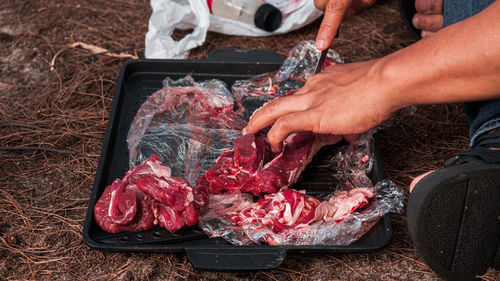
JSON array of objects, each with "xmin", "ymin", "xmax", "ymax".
[
  {"xmin": 145, "ymin": 0, "xmax": 323, "ymax": 58},
  {"xmin": 199, "ymin": 132, "xmax": 404, "ymax": 246}
]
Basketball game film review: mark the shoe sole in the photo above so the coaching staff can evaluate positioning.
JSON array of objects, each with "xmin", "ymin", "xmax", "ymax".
[{"xmin": 407, "ymin": 163, "xmax": 500, "ymax": 281}]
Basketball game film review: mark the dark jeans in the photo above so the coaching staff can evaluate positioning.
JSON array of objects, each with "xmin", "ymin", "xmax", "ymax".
[{"xmin": 443, "ymin": 0, "xmax": 500, "ymax": 146}]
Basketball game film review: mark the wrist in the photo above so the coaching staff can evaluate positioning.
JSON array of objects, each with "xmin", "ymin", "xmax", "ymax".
[{"xmin": 369, "ymin": 55, "xmax": 413, "ymax": 114}]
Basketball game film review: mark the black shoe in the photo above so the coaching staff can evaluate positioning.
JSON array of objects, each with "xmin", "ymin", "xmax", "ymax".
[{"xmin": 407, "ymin": 129, "xmax": 500, "ymax": 281}]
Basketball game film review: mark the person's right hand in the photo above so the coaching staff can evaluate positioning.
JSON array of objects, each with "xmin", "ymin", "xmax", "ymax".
[
  {"xmin": 412, "ymin": 0, "xmax": 443, "ymax": 38},
  {"xmin": 244, "ymin": 59, "xmax": 400, "ymax": 152},
  {"xmin": 315, "ymin": 0, "xmax": 376, "ymax": 50}
]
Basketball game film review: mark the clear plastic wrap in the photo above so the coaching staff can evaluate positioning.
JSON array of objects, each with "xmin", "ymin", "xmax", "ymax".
[
  {"xmin": 248, "ymin": 180, "xmax": 402, "ymax": 245},
  {"xmin": 332, "ymin": 131, "xmax": 375, "ymax": 190},
  {"xmin": 127, "ymin": 77, "xmax": 246, "ymax": 183},
  {"xmin": 199, "ymin": 133, "xmax": 404, "ymax": 246},
  {"xmin": 232, "ymin": 40, "xmax": 343, "ymax": 120}
]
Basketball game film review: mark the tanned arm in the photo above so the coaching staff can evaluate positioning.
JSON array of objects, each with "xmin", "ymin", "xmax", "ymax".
[{"xmin": 244, "ymin": 1, "xmax": 500, "ymax": 152}]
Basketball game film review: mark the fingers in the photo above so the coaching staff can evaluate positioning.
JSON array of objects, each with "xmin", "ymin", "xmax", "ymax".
[
  {"xmin": 316, "ymin": 0, "xmax": 351, "ymax": 50},
  {"xmin": 244, "ymin": 94, "xmax": 309, "ymax": 135},
  {"xmin": 415, "ymin": 0, "xmax": 442, "ymax": 14},
  {"xmin": 413, "ymin": 0, "xmax": 443, "ymax": 35},
  {"xmin": 343, "ymin": 133, "xmax": 360, "ymax": 142},
  {"xmin": 314, "ymin": 0, "xmax": 329, "ymax": 10},
  {"xmin": 412, "ymin": 14, "xmax": 443, "ymax": 32},
  {"xmin": 266, "ymin": 110, "xmax": 320, "ymax": 152}
]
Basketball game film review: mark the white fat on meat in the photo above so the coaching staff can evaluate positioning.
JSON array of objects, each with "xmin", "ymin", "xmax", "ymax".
[
  {"xmin": 288, "ymin": 196, "xmax": 305, "ymax": 226},
  {"xmin": 147, "ymin": 161, "xmax": 172, "ymax": 179},
  {"xmin": 185, "ymin": 190, "xmax": 194, "ymax": 203},
  {"xmin": 108, "ymin": 190, "xmax": 117, "ymax": 217},
  {"xmin": 281, "ymin": 203, "xmax": 292, "ymax": 224},
  {"xmin": 311, "ymin": 187, "xmax": 374, "ymax": 223}
]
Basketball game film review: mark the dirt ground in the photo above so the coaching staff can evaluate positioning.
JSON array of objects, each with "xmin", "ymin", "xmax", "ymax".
[{"xmin": 0, "ymin": 0, "xmax": 498, "ymax": 280}]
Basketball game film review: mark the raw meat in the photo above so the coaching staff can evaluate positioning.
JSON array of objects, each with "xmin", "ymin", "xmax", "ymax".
[
  {"xmin": 198, "ymin": 128, "xmax": 342, "ymax": 196},
  {"xmin": 217, "ymin": 187, "xmax": 374, "ymax": 245},
  {"xmin": 199, "ymin": 180, "xmax": 403, "ymax": 246},
  {"xmin": 229, "ymin": 187, "xmax": 374, "ymax": 234},
  {"xmin": 198, "ymin": 132, "xmax": 310, "ymax": 195},
  {"xmin": 93, "ymin": 178, "xmax": 156, "ymax": 233},
  {"xmin": 230, "ymin": 189, "xmax": 320, "ymax": 233},
  {"xmin": 94, "ymin": 155, "xmax": 208, "ymax": 233},
  {"xmin": 311, "ymin": 187, "xmax": 375, "ymax": 223}
]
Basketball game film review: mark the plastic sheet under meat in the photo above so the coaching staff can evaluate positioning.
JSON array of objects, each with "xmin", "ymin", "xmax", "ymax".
[
  {"xmin": 127, "ymin": 77, "xmax": 245, "ymax": 184},
  {"xmin": 199, "ymin": 132, "xmax": 404, "ymax": 246}
]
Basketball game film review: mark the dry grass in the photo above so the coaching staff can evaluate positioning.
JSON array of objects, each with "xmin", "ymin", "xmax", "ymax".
[{"xmin": 0, "ymin": 0, "xmax": 498, "ymax": 280}]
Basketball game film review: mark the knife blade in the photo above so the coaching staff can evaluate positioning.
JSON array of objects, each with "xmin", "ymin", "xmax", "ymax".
[{"xmin": 314, "ymin": 49, "xmax": 328, "ymax": 75}]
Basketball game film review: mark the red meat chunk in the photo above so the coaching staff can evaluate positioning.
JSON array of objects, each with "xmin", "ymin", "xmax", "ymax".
[
  {"xmin": 312, "ymin": 187, "xmax": 375, "ymax": 223},
  {"xmin": 94, "ymin": 155, "xmax": 208, "ymax": 233},
  {"xmin": 199, "ymin": 131, "xmax": 317, "ymax": 196},
  {"xmin": 93, "ymin": 179, "xmax": 156, "ymax": 233},
  {"xmin": 230, "ymin": 189, "xmax": 320, "ymax": 234},
  {"xmin": 234, "ymin": 134, "xmax": 266, "ymax": 173},
  {"xmin": 223, "ymin": 187, "xmax": 374, "ymax": 245}
]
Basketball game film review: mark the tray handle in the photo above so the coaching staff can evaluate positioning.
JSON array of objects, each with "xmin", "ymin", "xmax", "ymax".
[{"xmin": 186, "ymin": 247, "xmax": 287, "ymax": 270}]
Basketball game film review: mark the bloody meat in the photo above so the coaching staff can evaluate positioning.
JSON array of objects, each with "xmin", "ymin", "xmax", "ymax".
[
  {"xmin": 198, "ymin": 130, "xmax": 343, "ymax": 196},
  {"xmin": 230, "ymin": 189, "xmax": 320, "ymax": 232},
  {"xmin": 94, "ymin": 155, "xmax": 208, "ymax": 233},
  {"xmin": 225, "ymin": 187, "xmax": 374, "ymax": 245},
  {"xmin": 198, "ymin": 131, "xmax": 315, "ymax": 195},
  {"xmin": 311, "ymin": 187, "xmax": 375, "ymax": 223},
  {"xmin": 197, "ymin": 87, "xmax": 344, "ymax": 196}
]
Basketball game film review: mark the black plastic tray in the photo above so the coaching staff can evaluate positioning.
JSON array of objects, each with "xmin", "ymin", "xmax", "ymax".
[{"xmin": 82, "ymin": 50, "xmax": 393, "ymax": 270}]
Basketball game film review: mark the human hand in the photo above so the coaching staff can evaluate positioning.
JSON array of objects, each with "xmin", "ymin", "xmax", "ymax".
[
  {"xmin": 244, "ymin": 60, "xmax": 399, "ymax": 152},
  {"xmin": 314, "ymin": 0, "xmax": 376, "ymax": 50},
  {"xmin": 412, "ymin": 0, "xmax": 443, "ymax": 38}
]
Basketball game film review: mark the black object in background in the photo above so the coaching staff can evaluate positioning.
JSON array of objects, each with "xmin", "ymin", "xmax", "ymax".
[{"xmin": 398, "ymin": 0, "xmax": 422, "ymax": 40}]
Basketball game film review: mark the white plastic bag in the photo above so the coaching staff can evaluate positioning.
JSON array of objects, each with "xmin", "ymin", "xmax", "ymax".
[{"xmin": 145, "ymin": 0, "xmax": 322, "ymax": 59}]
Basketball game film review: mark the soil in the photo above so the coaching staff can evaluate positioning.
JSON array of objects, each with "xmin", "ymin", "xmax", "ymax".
[{"xmin": 0, "ymin": 0, "xmax": 498, "ymax": 280}]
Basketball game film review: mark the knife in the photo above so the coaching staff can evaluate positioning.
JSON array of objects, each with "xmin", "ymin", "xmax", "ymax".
[
  {"xmin": 313, "ymin": 49, "xmax": 329, "ymax": 75},
  {"xmin": 314, "ymin": 28, "xmax": 339, "ymax": 75}
]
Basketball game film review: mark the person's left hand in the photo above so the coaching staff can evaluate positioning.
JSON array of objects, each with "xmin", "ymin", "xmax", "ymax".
[
  {"xmin": 243, "ymin": 59, "xmax": 400, "ymax": 152},
  {"xmin": 314, "ymin": 0, "xmax": 376, "ymax": 50},
  {"xmin": 412, "ymin": 0, "xmax": 443, "ymax": 38}
]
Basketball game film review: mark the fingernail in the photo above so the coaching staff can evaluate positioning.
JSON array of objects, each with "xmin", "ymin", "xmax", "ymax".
[
  {"xmin": 316, "ymin": 39, "xmax": 327, "ymax": 50},
  {"xmin": 412, "ymin": 15, "xmax": 419, "ymax": 28}
]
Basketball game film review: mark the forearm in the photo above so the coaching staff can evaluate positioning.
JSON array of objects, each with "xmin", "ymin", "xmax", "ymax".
[
  {"xmin": 244, "ymin": 2, "xmax": 500, "ymax": 149},
  {"xmin": 377, "ymin": 1, "xmax": 500, "ymax": 111}
]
